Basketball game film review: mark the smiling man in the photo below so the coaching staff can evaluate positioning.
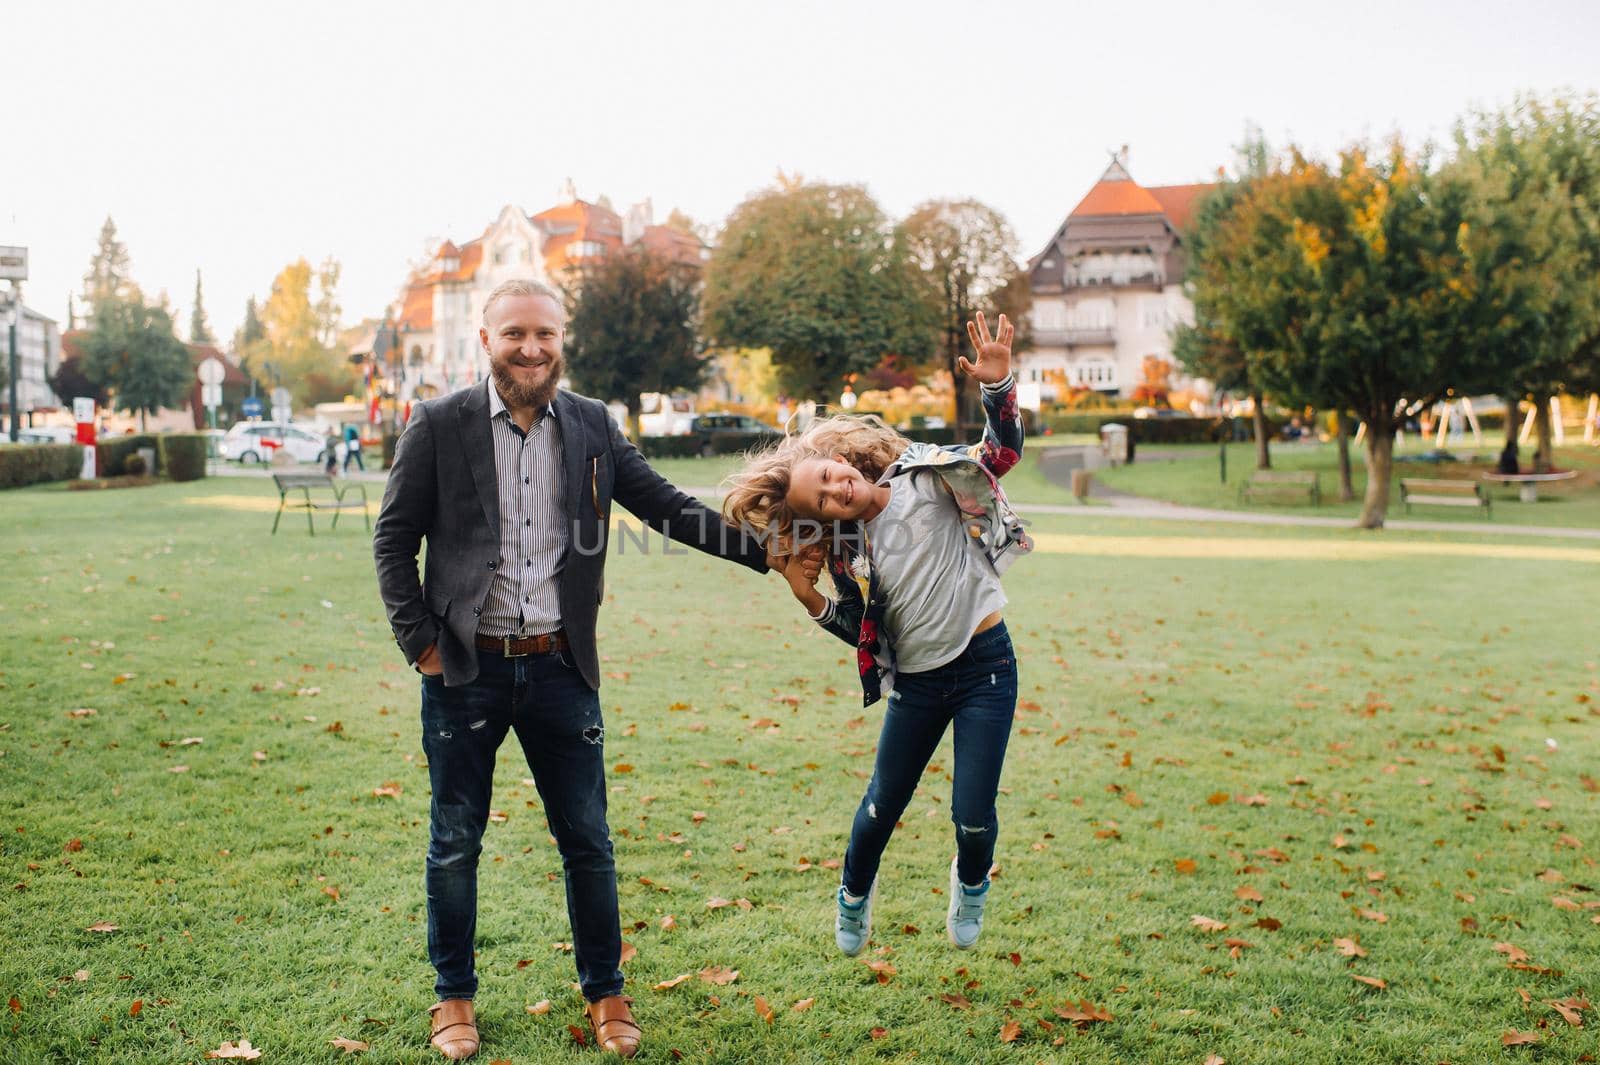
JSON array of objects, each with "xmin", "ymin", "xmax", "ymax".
[{"xmin": 373, "ymin": 278, "xmax": 787, "ymax": 1059}]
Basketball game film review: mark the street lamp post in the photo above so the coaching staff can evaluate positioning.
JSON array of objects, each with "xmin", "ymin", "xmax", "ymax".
[{"xmin": 6, "ymin": 284, "xmax": 21, "ymax": 443}]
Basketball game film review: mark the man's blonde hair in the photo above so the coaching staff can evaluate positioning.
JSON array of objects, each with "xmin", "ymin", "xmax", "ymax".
[{"xmin": 481, "ymin": 278, "xmax": 566, "ymax": 327}]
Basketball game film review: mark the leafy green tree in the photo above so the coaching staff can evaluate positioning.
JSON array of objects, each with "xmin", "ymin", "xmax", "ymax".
[
  {"xmin": 81, "ymin": 216, "xmax": 134, "ymax": 316},
  {"xmin": 1449, "ymin": 95, "xmax": 1600, "ymax": 472},
  {"xmin": 49, "ymin": 355, "xmax": 108, "ymax": 407},
  {"xmin": 1175, "ymin": 129, "xmax": 1278, "ymax": 471},
  {"xmin": 80, "ymin": 295, "xmax": 193, "ymax": 431},
  {"xmin": 897, "ymin": 199, "xmax": 1029, "ymax": 436},
  {"xmin": 565, "ymin": 247, "xmax": 704, "ymax": 438},
  {"xmin": 704, "ymin": 178, "xmax": 930, "ymax": 399},
  {"xmin": 189, "ymin": 270, "xmax": 213, "ymax": 344},
  {"xmin": 314, "ymin": 258, "xmax": 343, "ymax": 349},
  {"xmin": 1210, "ymin": 143, "xmax": 1494, "ymax": 528},
  {"xmin": 252, "ymin": 259, "xmax": 353, "ymax": 408}
]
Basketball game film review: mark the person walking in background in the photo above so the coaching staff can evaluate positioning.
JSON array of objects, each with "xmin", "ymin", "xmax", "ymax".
[
  {"xmin": 374, "ymin": 278, "xmax": 792, "ymax": 1060},
  {"xmin": 323, "ymin": 427, "xmax": 340, "ymax": 476},
  {"xmin": 343, "ymin": 422, "xmax": 365, "ymax": 472}
]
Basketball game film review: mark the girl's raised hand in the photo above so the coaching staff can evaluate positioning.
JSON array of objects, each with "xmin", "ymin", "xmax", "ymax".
[{"xmin": 959, "ymin": 311, "xmax": 1013, "ymax": 385}]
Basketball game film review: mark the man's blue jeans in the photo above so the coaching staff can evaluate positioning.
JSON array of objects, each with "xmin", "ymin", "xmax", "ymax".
[
  {"xmin": 841, "ymin": 622, "xmax": 1018, "ymax": 896},
  {"xmin": 420, "ymin": 647, "xmax": 621, "ymax": 1003}
]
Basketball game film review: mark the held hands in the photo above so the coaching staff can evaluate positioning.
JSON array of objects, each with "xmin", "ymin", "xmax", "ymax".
[
  {"xmin": 781, "ymin": 543, "xmax": 828, "ymax": 616},
  {"xmin": 959, "ymin": 311, "xmax": 1014, "ymax": 386}
]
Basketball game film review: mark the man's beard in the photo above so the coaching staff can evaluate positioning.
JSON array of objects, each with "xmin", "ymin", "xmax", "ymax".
[{"xmin": 489, "ymin": 353, "xmax": 563, "ymax": 411}]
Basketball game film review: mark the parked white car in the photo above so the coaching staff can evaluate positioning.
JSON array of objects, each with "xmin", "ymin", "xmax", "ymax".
[{"xmin": 218, "ymin": 421, "xmax": 330, "ymax": 464}]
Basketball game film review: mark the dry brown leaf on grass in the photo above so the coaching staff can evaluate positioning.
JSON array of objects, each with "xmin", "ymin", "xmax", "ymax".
[
  {"xmin": 1546, "ymin": 996, "xmax": 1589, "ymax": 1027},
  {"xmin": 1502, "ymin": 1029, "xmax": 1541, "ymax": 1047},
  {"xmin": 1054, "ymin": 1000, "xmax": 1113, "ymax": 1027},
  {"xmin": 869, "ymin": 1026, "xmax": 889, "ymax": 1040},
  {"xmin": 706, "ymin": 897, "xmax": 734, "ymax": 910},
  {"xmin": 754, "ymin": 995, "xmax": 774, "ymax": 1024},
  {"xmin": 371, "ymin": 784, "xmax": 401, "ymax": 798},
  {"xmin": 567, "ymin": 1024, "xmax": 588, "ymax": 1046},
  {"xmin": 206, "ymin": 1041, "xmax": 262, "ymax": 1060},
  {"xmin": 526, "ymin": 1000, "xmax": 551, "ymax": 1015},
  {"xmin": 698, "ymin": 966, "xmax": 739, "ymax": 986},
  {"xmin": 128, "ymin": 1000, "xmax": 143, "ymax": 1016},
  {"xmin": 618, "ymin": 940, "xmax": 637, "ymax": 965},
  {"xmin": 329, "ymin": 1037, "xmax": 369, "ymax": 1054},
  {"xmin": 1190, "ymin": 915, "xmax": 1228, "ymax": 932},
  {"xmin": 1174, "ymin": 858, "xmax": 1198, "ymax": 874},
  {"xmin": 1334, "ymin": 938, "xmax": 1367, "ymax": 958},
  {"xmin": 660, "ymin": 915, "xmax": 677, "ymax": 931},
  {"xmin": 653, "ymin": 973, "xmax": 693, "ymax": 991},
  {"xmin": 7, "ymin": 997, "xmax": 19, "ymax": 1014},
  {"xmin": 1205, "ymin": 1056, "xmax": 1225, "ymax": 1065},
  {"xmin": 1351, "ymin": 974, "xmax": 1387, "ymax": 990},
  {"xmin": 792, "ymin": 997, "xmax": 816, "ymax": 1012},
  {"xmin": 999, "ymin": 1019, "xmax": 1023, "ymax": 1043},
  {"xmin": 1234, "ymin": 885, "xmax": 1263, "ymax": 902},
  {"xmin": 1493, "ymin": 942, "xmax": 1531, "ymax": 963},
  {"xmin": 1356, "ymin": 908, "xmax": 1388, "ymax": 923},
  {"xmin": 941, "ymin": 993, "xmax": 972, "ymax": 1010},
  {"xmin": 86, "ymin": 922, "xmax": 118, "ymax": 933}
]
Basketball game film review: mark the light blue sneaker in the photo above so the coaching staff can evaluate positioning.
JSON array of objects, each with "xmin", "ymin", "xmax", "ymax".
[
  {"xmin": 946, "ymin": 857, "xmax": 990, "ymax": 949},
  {"xmin": 835, "ymin": 881, "xmax": 876, "ymax": 956}
]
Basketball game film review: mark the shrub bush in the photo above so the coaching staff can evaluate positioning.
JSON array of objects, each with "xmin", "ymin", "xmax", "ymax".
[
  {"xmin": 97, "ymin": 434, "xmax": 162, "ymax": 476},
  {"xmin": 158, "ymin": 434, "xmax": 209, "ymax": 482},
  {"xmin": 0, "ymin": 444, "xmax": 84, "ymax": 489},
  {"xmin": 901, "ymin": 427, "xmax": 957, "ymax": 445},
  {"xmin": 708, "ymin": 432, "xmax": 782, "ymax": 457},
  {"xmin": 123, "ymin": 452, "xmax": 148, "ymax": 476}
]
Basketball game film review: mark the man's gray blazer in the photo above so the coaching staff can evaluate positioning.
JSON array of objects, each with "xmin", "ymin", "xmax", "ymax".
[{"xmin": 373, "ymin": 383, "xmax": 768, "ymax": 689}]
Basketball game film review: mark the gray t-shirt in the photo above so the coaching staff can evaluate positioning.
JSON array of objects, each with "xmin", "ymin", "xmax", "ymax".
[{"xmin": 863, "ymin": 469, "xmax": 1008, "ymax": 674}]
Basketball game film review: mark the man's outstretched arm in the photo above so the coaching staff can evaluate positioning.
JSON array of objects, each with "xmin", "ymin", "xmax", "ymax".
[{"xmin": 606, "ymin": 414, "xmax": 772, "ymax": 573}]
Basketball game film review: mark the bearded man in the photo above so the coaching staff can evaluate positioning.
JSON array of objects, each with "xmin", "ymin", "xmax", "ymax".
[{"xmin": 374, "ymin": 278, "xmax": 784, "ymax": 1059}]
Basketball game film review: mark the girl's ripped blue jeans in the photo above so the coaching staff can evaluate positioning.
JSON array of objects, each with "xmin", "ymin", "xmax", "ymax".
[{"xmin": 841, "ymin": 622, "xmax": 1018, "ymax": 896}]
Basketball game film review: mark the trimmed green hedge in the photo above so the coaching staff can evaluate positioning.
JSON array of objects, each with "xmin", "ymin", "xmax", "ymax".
[
  {"xmin": 97, "ymin": 434, "xmax": 162, "ymax": 477},
  {"xmin": 158, "ymin": 434, "xmax": 209, "ymax": 482},
  {"xmin": 1036, "ymin": 412, "xmax": 1286, "ymax": 444},
  {"xmin": 638, "ymin": 435, "xmax": 702, "ymax": 459},
  {"xmin": 0, "ymin": 444, "xmax": 84, "ymax": 489}
]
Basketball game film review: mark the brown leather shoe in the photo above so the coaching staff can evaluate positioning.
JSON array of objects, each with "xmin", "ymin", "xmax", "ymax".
[
  {"xmin": 428, "ymin": 999, "xmax": 479, "ymax": 1060},
  {"xmin": 584, "ymin": 994, "xmax": 641, "ymax": 1058}
]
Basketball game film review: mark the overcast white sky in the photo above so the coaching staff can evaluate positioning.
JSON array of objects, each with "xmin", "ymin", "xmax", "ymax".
[{"xmin": 7, "ymin": 0, "xmax": 1598, "ymax": 344}]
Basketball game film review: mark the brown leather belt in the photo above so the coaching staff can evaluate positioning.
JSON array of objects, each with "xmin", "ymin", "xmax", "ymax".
[{"xmin": 475, "ymin": 630, "xmax": 569, "ymax": 657}]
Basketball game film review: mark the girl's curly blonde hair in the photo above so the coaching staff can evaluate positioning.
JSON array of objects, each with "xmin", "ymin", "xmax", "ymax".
[{"xmin": 720, "ymin": 414, "xmax": 911, "ymax": 553}]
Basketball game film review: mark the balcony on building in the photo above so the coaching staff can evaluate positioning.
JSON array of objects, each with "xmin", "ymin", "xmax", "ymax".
[{"xmin": 1033, "ymin": 325, "xmax": 1118, "ymax": 347}]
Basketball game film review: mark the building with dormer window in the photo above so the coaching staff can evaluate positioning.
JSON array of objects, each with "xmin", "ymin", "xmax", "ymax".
[{"xmin": 1021, "ymin": 152, "xmax": 1214, "ymax": 402}]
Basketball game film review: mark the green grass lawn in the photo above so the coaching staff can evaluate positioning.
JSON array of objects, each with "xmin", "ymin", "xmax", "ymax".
[
  {"xmin": 3, "ymin": 477, "xmax": 1598, "ymax": 1062},
  {"xmin": 1094, "ymin": 441, "xmax": 1600, "ymax": 528}
]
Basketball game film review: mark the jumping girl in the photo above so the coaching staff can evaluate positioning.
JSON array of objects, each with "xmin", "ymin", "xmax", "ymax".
[{"xmin": 723, "ymin": 313, "xmax": 1030, "ymax": 955}]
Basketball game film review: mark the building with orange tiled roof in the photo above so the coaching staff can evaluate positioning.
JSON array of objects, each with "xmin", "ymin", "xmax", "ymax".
[
  {"xmin": 1022, "ymin": 150, "xmax": 1216, "ymax": 402},
  {"xmin": 376, "ymin": 182, "xmax": 709, "ymax": 400}
]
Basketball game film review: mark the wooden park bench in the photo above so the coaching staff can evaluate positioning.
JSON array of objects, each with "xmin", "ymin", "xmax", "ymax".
[
  {"xmin": 1398, "ymin": 477, "xmax": 1490, "ymax": 517},
  {"xmin": 1239, "ymin": 469, "xmax": 1322, "ymax": 506},
  {"xmin": 271, "ymin": 472, "xmax": 370, "ymax": 536},
  {"xmin": 1480, "ymin": 470, "xmax": 1578, "ymax": 503}
]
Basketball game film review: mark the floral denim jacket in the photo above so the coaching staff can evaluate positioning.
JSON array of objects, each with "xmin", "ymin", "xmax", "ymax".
[{"xmin": 810, "ymin": 376, "xmax": 1031, "ymax": 706}]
